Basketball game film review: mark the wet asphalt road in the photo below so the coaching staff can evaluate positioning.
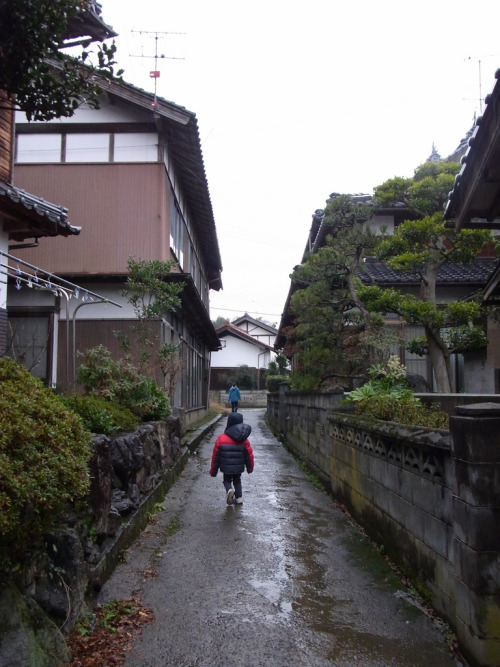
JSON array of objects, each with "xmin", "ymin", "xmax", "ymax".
[{"xmin": 98, "ymin": 408, "xmax": 462, "ymax": 667}]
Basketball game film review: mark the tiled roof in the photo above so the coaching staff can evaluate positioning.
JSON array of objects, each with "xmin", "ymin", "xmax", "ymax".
[
  {"xmin": 167, "ymin": 273, "xmax": 220, "ymax": 350},
  {"xmin": 65, "ymin": 0, "xmax": 117, "ymax": 43},
  {"xmin": 101, "ymin": 78, "xmax": 223, "ymax": 290},
  {"xmin": 444, "ymin": 69, "xmax": 500, "ymax": 229},
  {"xmin": 0, "ymin": 182, "xmax": 80, "ymax": 240},
  {"xmin": 232, "ymin": 313, "xmax": 278, "ymax": 334},
  {"xmin": 358, "ymin": 257, "xmax": 498, "ymax": 285},
  {"xmin": 216, "ymin": 322, "xmax": 274, "ymax": 350}
]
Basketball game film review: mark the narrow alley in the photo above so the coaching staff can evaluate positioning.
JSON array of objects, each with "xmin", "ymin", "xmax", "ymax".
[{"xmin": 98, "ymin": 408, "xmax": 462, "ymax": 667}]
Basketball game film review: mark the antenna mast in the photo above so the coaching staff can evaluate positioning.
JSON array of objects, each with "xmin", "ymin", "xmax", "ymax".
[
  {"xmin": 130, "ymin": 30, "xmax": 185, "ymax": 107},
  {"xmin": 465, "ymin": 53, "xmax": 500, "ymax": 115}
]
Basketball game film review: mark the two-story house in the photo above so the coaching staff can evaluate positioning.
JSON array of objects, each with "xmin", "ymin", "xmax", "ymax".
[
  {"xmin": 210, "ymin": 314, "xmax": 277, "ymax": 390},
  {"xmin": 0, "ymin": 0, "xmax": 116, "ymax": 358},
  {"xmin": 11, "ymin": 77, "xmax": 223, "ymax": 424}
]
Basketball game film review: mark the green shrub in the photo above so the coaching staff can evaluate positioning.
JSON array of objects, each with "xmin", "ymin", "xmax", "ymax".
[
  {"xmin": 0, "ymin": 358, "xmax": 92, "ymax": 572},
  {"xmin": 61, "ymin": 394, "xmax": 139, "ymax": 435},
  {"xmin": 76, "ymin": 345, "xmax": 171, "ymax": 421},
  {"xmin": 76, "ymin": 344, "xmax": 128, "ymax": 401},
  {"xmin": 345, "ymin": 356, "xmax": 449, "ymax": 429},
  {"xmin": 122, "ymin": 376, "xmax": 171, "ymax": 421},
  {"xmin": 354, "ymin": 394, "xmax": 449, "ymax": 429},
  {"xmin": 266, "ymin": 375, "xmax": 289, "ymax": 392}
]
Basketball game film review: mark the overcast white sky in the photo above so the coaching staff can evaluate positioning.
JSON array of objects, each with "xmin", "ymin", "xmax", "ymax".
[{"xmin": 101, "ymin": 0, "xmax": 500, "ymax": 326}]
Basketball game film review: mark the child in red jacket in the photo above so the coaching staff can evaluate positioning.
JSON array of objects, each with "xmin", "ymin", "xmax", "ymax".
[{"xmin": 210, "ymin": 412, "xmax": 254, "ymax": 505}]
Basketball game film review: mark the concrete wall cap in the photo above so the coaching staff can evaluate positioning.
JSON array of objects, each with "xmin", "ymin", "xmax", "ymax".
[{"xmin": 455, "ymin": 402, "xmax": 500, "ymax": 417}]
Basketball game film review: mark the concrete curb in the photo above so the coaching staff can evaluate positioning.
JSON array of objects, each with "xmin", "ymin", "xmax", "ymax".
[{"xmin": 181, "ymin": 413, "xmax": 223, "ymax": 454}]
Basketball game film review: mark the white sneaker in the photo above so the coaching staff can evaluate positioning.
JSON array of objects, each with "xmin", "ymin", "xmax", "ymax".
[
  {"xmin": 235, "ymin": 497, "xmax": 243, "ymax": 505},
  {"xmin": 226, "ymin": 489, "xmax": 235, "ymax": 505}
]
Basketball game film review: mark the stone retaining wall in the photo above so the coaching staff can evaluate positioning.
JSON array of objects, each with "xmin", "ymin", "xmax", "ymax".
[
  {"xmin": 0, "ymin": 415, "xmax": 221, "ymax": 666},
  {"xmin": 267, "ymin": 388, "xmax": 500, "ymax": 667}
]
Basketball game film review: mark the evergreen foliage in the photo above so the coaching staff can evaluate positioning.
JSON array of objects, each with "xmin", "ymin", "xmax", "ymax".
[
  {"xmin": 266, "ymin": 354, "xmax": 290, "ymax": 392},
  {"xmin": 286, "ymin": 194, "xmax": 391, "ymax": 390},
  {"xmin": 61, "ymin": 394, "xmax": 139, "ymax": 435},
  {"xmin": 232, "ymin": 364, "xmax": 257, "ymax": 390},
  {"xmin": 0, "ymin": 358, "xmax": 92, "ymax": 571},
  {"xmin": 0, "ymin": 0, "xmax": 123, "ymax": 121},
  {"xmin": 361, "ymin": 161, "xmax": 493, "ymax": 392}
]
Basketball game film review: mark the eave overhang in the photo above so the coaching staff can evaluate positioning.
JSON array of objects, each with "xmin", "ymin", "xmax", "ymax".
[
  {"xmin": 445, "ymin": 69, "xmax": 500, "ymax": 230},
  {"xmin": 64, "ymin": 0, "xmax": 117, "ymax": 44},
  {"xmin": 168, "ymin": 273, "xmax": 221, "ymax": 350},
  {"xmin": 55, "ymin": 271, "xmax": 221, "ymax": 351},
  {"xmin": 231, "ymin": 313, "xmax": 278, "ymax": 335},
  {"xmin": 0, "ymin": 182, "xmax": 81, "ymax": 241},
  {"xmin": 216, "ymin": 323, "xmax": 274, "ymax": 350}
]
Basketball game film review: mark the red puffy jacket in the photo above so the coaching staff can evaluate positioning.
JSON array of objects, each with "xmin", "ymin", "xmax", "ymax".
[{"xmin": 210, "ymin": 423, "xmax": 254, "ymax": 476}]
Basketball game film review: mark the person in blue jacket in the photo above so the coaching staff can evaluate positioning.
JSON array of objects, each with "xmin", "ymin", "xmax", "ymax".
[{"xmin": 228, "ymin": 383, "xmax": 241, "ymax": 412}]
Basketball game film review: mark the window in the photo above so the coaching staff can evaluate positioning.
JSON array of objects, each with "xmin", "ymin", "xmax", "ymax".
[
  {"xmin": 114, "ymin": 133, "xmax": 158, "ymax": 162},
  {"xmin": 170, "ymin": 196, "xmax": 184, "ymax": 267},
  {"xmin": 6, "ymin": 313, "xmax": 51, "ymax": 382},
  {"xmin": 17, "ymin": 134, "xmax": 61, "ymax": 163},
  {"xmin": 66, "ymin": 134, "xmax": 110, "ymax": 162}
]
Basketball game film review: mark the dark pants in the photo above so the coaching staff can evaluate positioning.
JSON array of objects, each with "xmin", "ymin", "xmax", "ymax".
[
  {"xmin": 223, "ymin": 473, "xmax": 242, "ymax": 499},
  {"xmin": 231, "ymin": 401, "xmax": 238, "ymax": 412}
]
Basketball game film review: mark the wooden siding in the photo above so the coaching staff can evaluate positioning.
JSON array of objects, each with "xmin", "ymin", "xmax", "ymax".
[
  {"xmin": 58, "ymin": 318, "xmax": 163, "ymax": 392},
  {"xmin": 13, "ymin": 162, "xmax": 172, "ymax": 275},
  {"xmin": 0, "ymin": 92, "xmax": 13, "ymax": 183}
]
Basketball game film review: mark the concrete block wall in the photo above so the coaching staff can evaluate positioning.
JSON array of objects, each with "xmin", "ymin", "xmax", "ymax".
[
  {"xmin": 209, "ymin": 389, "xmax": 269, "ymax": 408},
  {"xmin": 267, "ymin": 390, "xmax": 500, "ymax": 667}
]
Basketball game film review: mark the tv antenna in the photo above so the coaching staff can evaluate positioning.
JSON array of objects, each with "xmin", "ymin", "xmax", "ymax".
[
  {"xmin": 130, "ymin": 30, "xmax": 185, "ymax": 107},
  {"xmin": 465, "ymin": 53, "xmax": 499, "ymax": 115}
]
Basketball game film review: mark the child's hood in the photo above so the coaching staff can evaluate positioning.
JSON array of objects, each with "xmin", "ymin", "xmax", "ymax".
[{"xmin": 224, "ymin": 422, "xmax": 252, "ymax": 443}]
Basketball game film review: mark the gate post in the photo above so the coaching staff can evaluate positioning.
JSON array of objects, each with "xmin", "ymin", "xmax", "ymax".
[{"xmin": 450, "ymin": 402, "xmax": 500, "ymax": 666}]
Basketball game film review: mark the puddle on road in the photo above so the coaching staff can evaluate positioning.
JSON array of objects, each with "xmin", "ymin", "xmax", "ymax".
[
  {"xmin": 193, "ymin": 414, "xmax": 456, "ymax": 666},
  {"xmin": 245, "ymin": 483, "xmax": 455, "ymax": 665}
]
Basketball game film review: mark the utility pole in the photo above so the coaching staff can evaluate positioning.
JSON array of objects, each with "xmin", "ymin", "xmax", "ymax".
[{"xmin": 130, "ymin": 30, "xmax": 184, "ymax": 107}]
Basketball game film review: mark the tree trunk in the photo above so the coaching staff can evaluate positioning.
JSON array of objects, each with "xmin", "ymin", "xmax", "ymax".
[{"xmin": 420, "ymin": 257, "xmax": 454, "ymax": 392}]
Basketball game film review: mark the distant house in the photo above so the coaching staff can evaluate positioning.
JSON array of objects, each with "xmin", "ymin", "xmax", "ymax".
[
  {"xmin": 11, "ymin": 77, "xmax": 223, "ymax": 425},
  {"xmin": 210, "ymin": 317, "xmax": 277, "ymax": 390},
  {"xmin": 231, "ymin": 313, "xmax": 278, "ymax": 347}
]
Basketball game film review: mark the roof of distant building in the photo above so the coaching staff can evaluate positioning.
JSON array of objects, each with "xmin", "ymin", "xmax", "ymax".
[
  {"xmin": 426, "ymin": 143, "xmax": 441, "ymax": 163},
  {"xmin": 216, "ymin": 322, "xmax": 274, "ymax": 350},
  {"xmin": 65, "ymin": 0, "xmax": 117, "ymax": 43},
  {"xmin": 232, "ymin": 313, "xmax": 278, "ymax": 334},
  {"xmin": 358, "ymin": 256, "xmax": 498, "ymax": 286}
]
